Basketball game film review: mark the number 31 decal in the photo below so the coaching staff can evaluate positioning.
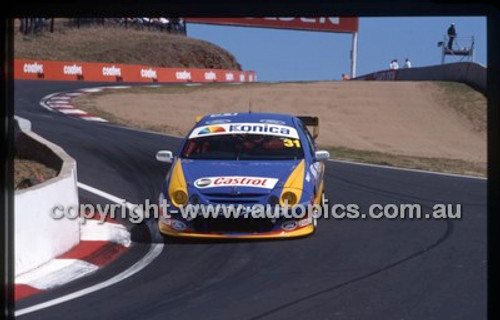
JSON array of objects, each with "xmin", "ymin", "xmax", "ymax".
[{"xmin": 283, "ymin": 139, "xmax": 301, "ymax": 148}]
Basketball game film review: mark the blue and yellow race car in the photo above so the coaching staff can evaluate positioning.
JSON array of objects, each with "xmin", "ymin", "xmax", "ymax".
[{"xmin": 156, "ymin": 112, "xmax": 329, "ymax": 239}]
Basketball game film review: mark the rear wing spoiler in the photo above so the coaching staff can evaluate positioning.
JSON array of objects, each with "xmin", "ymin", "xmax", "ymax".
[{"xmin": 297, "ymin": 116, "xmax": 319, "ymax": 139}]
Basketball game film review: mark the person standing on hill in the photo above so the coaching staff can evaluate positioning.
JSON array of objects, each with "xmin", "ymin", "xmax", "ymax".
[
  {"xmin": 403, "ymin": 58, "xmax": 412, "ymax": 68},
  {"xmin": 393, "ymin": 59, "xmax": 399, "ymax": 70},
  {"xmin": 447, "ymin": 23, "xmax": 456, "ymax": 50}
]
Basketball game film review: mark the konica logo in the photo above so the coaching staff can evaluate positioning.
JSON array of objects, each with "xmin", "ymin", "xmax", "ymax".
[{"xmin": 228, "ymin": 124, "xmax": 290, "ymax": 135}]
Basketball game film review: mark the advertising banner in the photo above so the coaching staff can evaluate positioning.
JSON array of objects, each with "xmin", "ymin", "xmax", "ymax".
[
  {"xmin": 185, "ymin": 17, "xmax": 359, "ymax": 33},
  {"xmin": 14, "ymin": 60, "xmax": 257, "ymax": 83}
]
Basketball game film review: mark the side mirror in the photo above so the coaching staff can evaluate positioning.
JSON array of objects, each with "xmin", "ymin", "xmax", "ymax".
[
  {"xmin": 156, "ymin": 150, "xmax": 173, "ymax": 163},
  {"xmin": 314, "ymin": 150, "xmax": 330, "ymax": 162}
]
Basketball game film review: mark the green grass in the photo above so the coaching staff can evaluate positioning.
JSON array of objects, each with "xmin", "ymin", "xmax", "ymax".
[
  {"xmin": 323, "ymin": 145, "xmax": 486, "ymax": 177},
  {"xmin": 433, "ymin": 81, "xmax": 486, "ymax": 133}
]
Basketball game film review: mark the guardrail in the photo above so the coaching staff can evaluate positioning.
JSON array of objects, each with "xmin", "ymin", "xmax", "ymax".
[
  {"xmin": 354, "ymin": 62, "xmax": 486, "ymax": 94},
  {"xmin": 15, "ymin": 117, "xmax": 80, "ymax": 276},
  {"xmin": 15, "ymin": 59, "xmax": 257, "ymax": 83}
]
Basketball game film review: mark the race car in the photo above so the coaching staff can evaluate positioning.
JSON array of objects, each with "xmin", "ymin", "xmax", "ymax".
[{"xmin": 156, "ymin": 112, "xmax": 329, "ymax": 239}]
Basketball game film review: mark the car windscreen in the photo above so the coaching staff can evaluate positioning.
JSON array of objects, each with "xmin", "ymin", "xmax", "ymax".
[{"xmin": 180, "ymin": 134, "xmax": 304, "ymax": 160}]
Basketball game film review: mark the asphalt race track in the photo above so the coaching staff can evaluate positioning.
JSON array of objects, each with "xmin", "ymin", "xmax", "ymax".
[{"xmin": 15, "ymin": 80, "xmax": 487, "ymax": 319}]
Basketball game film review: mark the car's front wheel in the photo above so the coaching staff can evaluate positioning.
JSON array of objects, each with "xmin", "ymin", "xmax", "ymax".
[{"xmin": 310, "ymin": 192, "xmax": 326, "ymax": 234}]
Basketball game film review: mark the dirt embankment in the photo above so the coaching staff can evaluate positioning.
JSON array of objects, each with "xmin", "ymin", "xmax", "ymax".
[
  {"xmin": 15, "ymin": 159, "xmax": 58, "ymax": 190},
  {"xmin": 73, "ymin": 81, "xmax": 486, "ymax": 176},
  {"xmin": 15, "ymin": 25, "xmax": 241, "ymax": 70}
]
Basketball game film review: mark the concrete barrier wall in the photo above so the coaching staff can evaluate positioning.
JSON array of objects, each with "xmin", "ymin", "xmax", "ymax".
[
  {"xmin": 15, "ymin": 119, "xmax": 80, "ymax": 276},
  {"xmin": 355, "ymin": 62, "xmax": 486, "ymax": 94}
]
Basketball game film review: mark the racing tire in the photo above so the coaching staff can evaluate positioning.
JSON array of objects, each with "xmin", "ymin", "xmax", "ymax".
[{"xmin": 310, "ymin": 192, "xmax": 326, "ymax": 235}]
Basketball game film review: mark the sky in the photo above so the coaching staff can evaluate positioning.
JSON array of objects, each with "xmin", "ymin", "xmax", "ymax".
[{"xmin": 187, "ymin": 17, "xmax": 487, "ymax": 82}]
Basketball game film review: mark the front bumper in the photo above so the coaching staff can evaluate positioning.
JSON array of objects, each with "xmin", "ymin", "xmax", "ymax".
[{"xmin": 158, "ymin": 220, "xmax": 314, "ymax": 239}]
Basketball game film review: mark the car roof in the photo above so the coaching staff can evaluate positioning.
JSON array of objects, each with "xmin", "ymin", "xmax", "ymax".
[{"xmin": 196, "ymin": 112, "xmax": 297, "ymax": 128}]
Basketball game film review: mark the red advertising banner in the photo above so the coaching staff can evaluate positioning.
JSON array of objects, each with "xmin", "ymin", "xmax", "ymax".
[
  {"xmin": 14, "ymin": 59, "xmax": 257, "ymax": 83},
  {"xmin": 185, "ymin": 17, "xmax": 359, "ymax": 33}
]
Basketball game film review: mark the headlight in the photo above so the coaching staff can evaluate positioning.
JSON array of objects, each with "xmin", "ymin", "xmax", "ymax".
[
  {"xmin": 268, "ymin": 195, "xmax": 279, "ymax": 206},
  {"xmin": 281, "ymin": 191, "xmax": 298, "ymax": 206},
  {"xmin": 189, "ymin": 194, "xmax": 200, "ymax": 204},
  {"xmin": 170, "ymin": 190, "xmax": 188, "ymax": 207}
]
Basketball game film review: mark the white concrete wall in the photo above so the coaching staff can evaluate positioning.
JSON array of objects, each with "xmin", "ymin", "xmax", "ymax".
[
  {"xmin": 355, "ymin": 62, "xmax": 487, "ymax": 94},
  {"xmin": 15, "ymin": 122, "xmax": 80, "ymax": 276}
]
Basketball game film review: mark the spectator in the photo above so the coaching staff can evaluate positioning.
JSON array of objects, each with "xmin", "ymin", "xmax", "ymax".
[
  {"xmin": 393, "ymin": 59, "xmax": 399, "ymax": 70},
  {"xmin": 150, "ymin": 18, "xmax": 159, "ymax": 30},
  {"xmin": 403, "ymin": 58, "xmax": 412, "ymax": 68},
  {"xmin": 179, "ymin": 18, "xmax": 186, "ymax": 34},
  {"xmin": 342, "ymin": 73, "xmax": 350, "ymax": 81},
  {"xmin": 447, "ymin": 23, "xmax": 456, "ymax": 50},
  {"xmin": 389, "ymin": 59, "xmax": 399, "ymax": 70},
  {"xmin": 389, "ymin": 59, "xmax": 395, "ymax": 70},
  {"xmin": 159, "ymin": 17, "xmax": 169, "ymax": 32},
  {"xmin": 173, "ymin": 18, "xmax": 182, "ymax": 33}
]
